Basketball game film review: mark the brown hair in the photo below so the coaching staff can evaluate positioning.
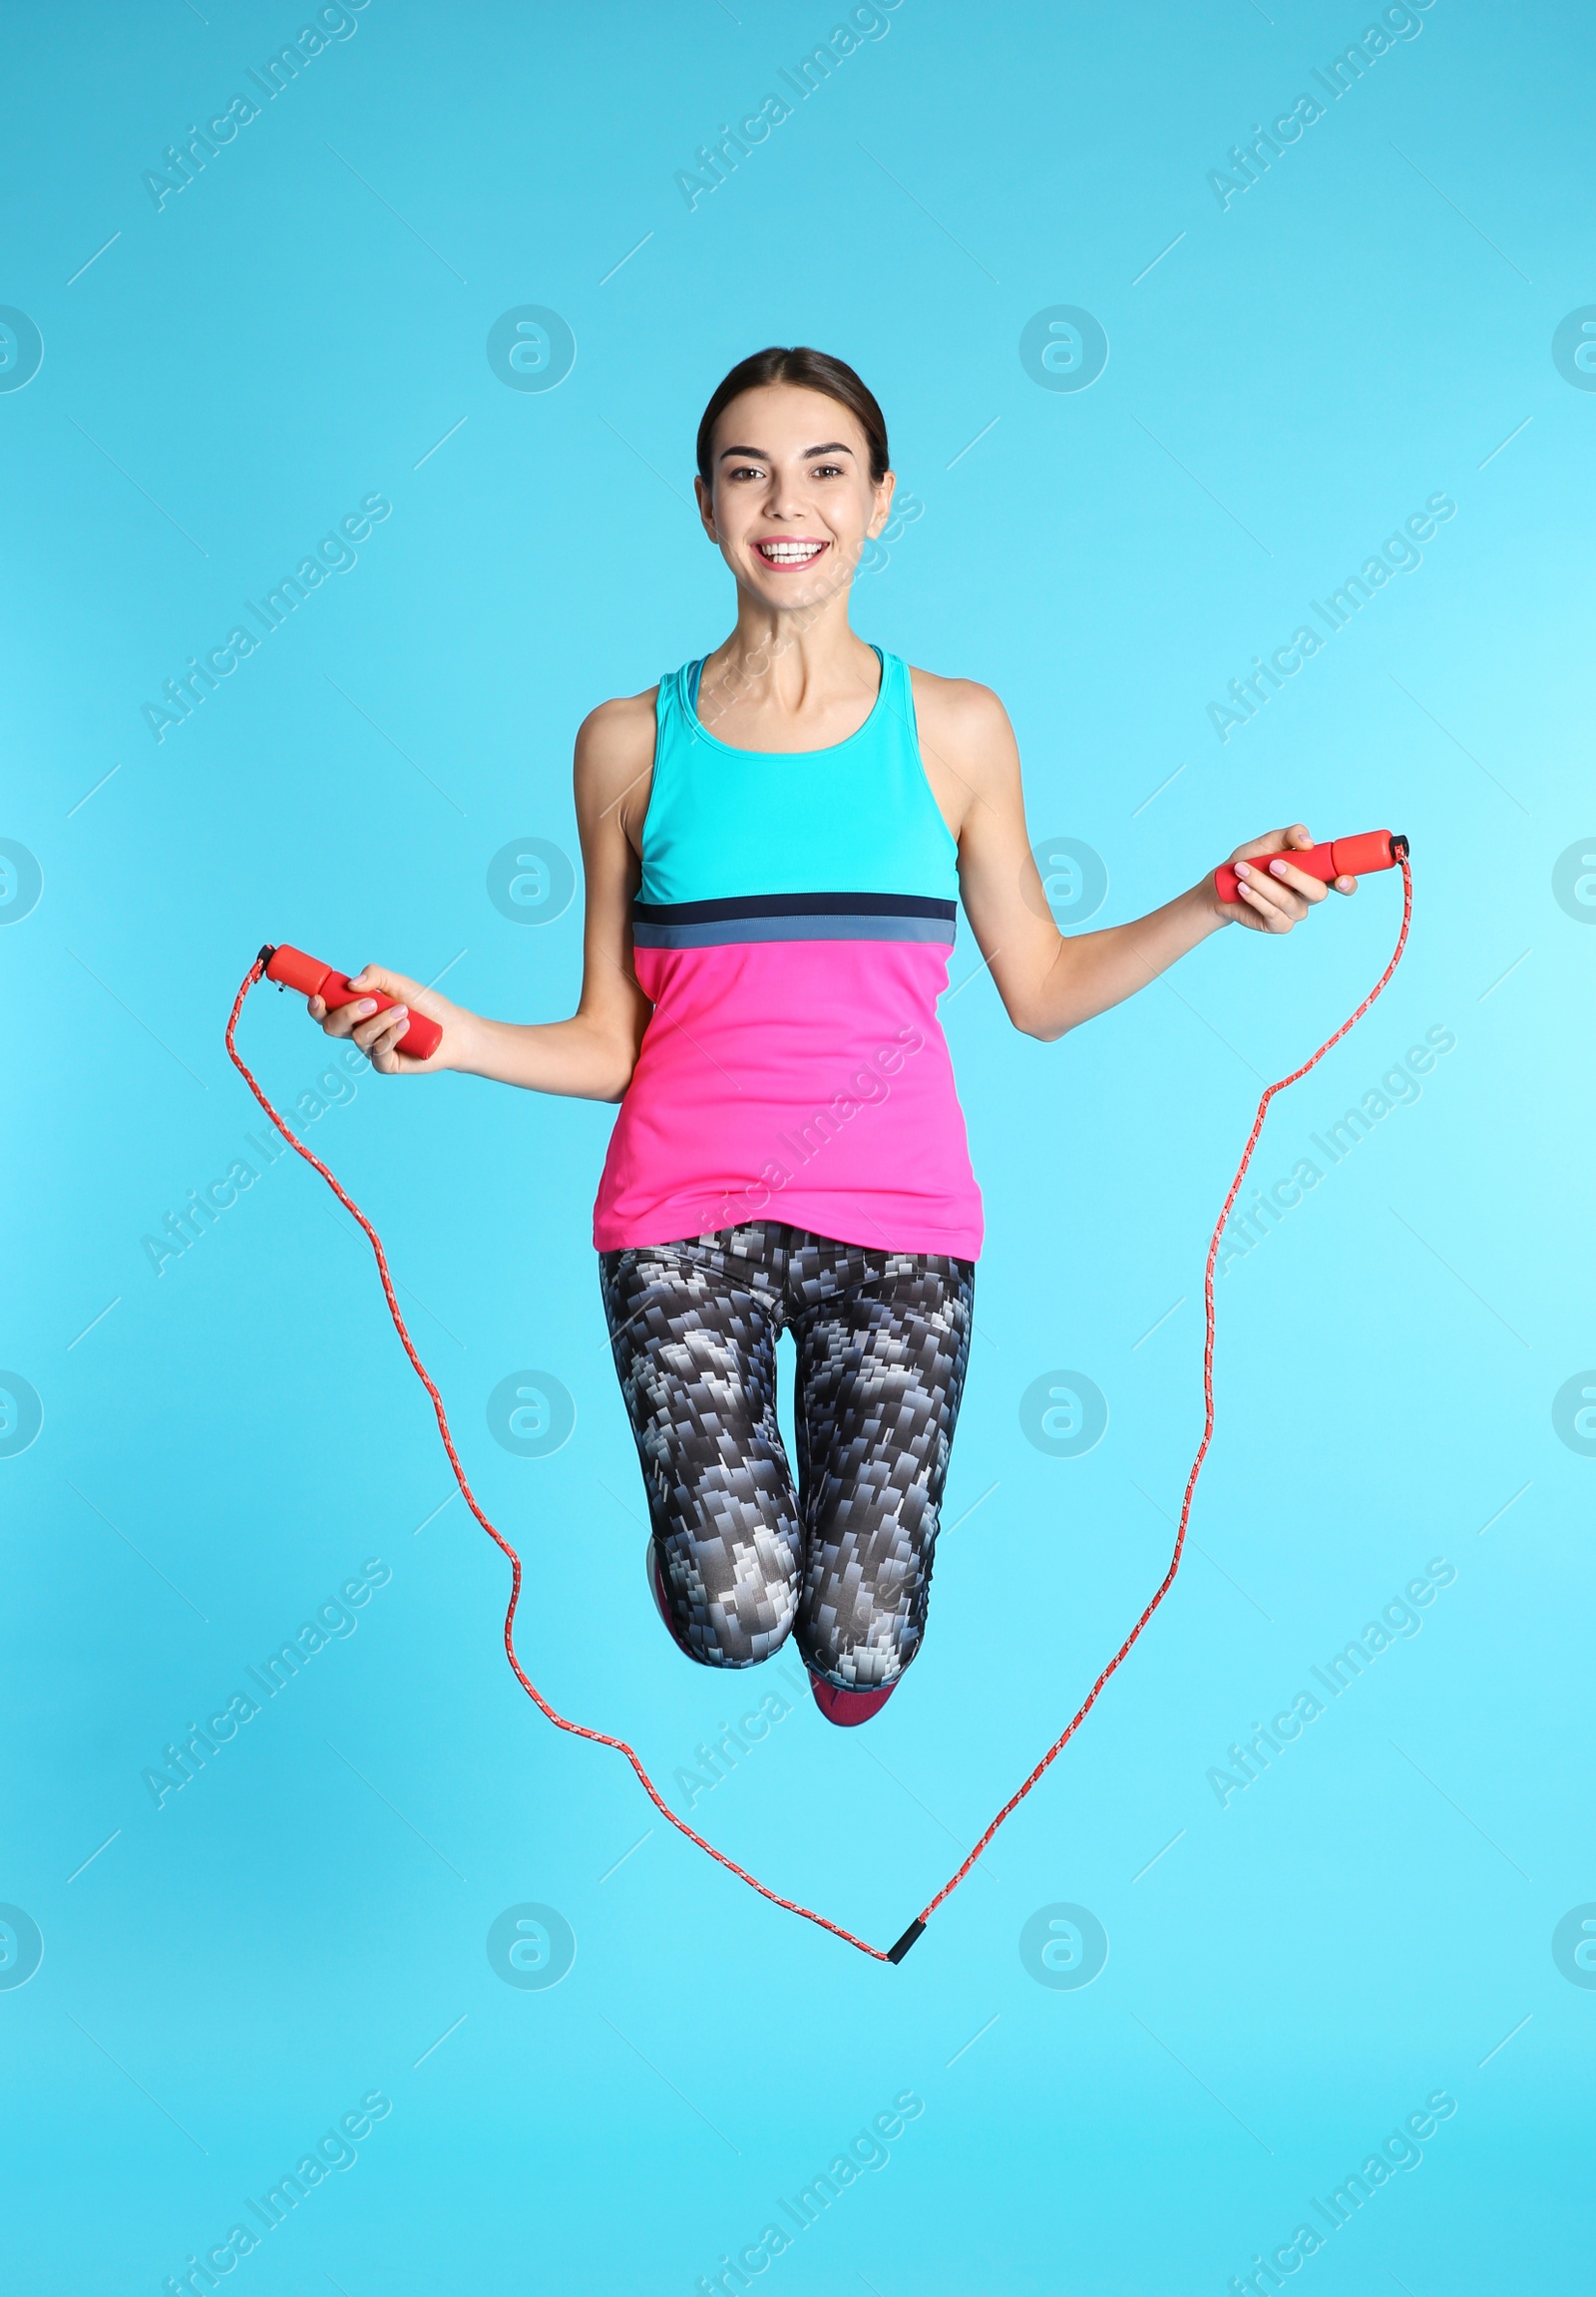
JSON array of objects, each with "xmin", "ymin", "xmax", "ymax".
[{"xmin": 695, "ymin": 346, "xmax": 890, "ymax": 489}]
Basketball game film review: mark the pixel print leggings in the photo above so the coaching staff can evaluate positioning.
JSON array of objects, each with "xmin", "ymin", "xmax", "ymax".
[{"xmin": 598, "ymin": 1222, "xmax": 975, "ymax": 1691}]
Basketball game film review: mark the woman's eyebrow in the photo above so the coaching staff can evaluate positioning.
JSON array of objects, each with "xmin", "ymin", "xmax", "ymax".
[{"xmin": 715, "ymin": 441, "xmax": 855, "ymax": 460}]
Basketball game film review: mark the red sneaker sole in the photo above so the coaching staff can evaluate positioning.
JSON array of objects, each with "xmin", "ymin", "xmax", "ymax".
[{"xmin": 809, "ymin": 1670, "xmax": 898, "ymax": 1727}]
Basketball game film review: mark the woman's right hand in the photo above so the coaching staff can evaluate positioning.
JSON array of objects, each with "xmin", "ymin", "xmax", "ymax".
[{"xmin": 308, "ymin": 963, "xmax": 459, "ymax": 1075}]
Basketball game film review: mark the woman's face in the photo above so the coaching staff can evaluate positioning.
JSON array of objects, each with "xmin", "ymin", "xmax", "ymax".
[{"xmin": 696, "ymin": 383, "xmax": 894, "ymax": 609}]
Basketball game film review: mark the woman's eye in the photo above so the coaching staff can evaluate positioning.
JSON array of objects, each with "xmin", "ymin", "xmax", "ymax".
[
  {"xmin": 727, "ymin": 465, "xmax": 764, "ymax": 481},
  {"xmin": 812, "ymin": 463, "xmax": 844, "ymax": 478}
]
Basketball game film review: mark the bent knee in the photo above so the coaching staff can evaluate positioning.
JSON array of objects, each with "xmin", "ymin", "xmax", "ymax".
[
  {"xmin": 662, "ymin": 1532, "xmax": 800, "ymax": 1668},
  {"xmin": 687, "ymin": 1630, "xmax": 788, "ymax": 1671},
  {"xmin": 703, "ymin": 1586, "xmax": 798, "ymax": 1669}
]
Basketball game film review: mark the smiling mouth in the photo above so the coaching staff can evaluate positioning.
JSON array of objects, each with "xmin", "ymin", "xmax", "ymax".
[{"xmin": 754, "ymin": 539, "xmax": 828, "ymax": 567}]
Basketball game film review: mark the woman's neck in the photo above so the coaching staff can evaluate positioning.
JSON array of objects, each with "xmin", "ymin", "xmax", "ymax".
[{"xmin": 694, "ymin": 584, "xmax": 882, "ymax": 752}]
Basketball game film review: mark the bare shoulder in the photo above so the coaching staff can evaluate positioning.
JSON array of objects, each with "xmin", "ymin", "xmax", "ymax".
[
  {"xmin": 907, "ymin": 668, "xmax": 1021, "ymax": 825},
  {"xmin": 574, "ymin": 686, "xmax": 657, "ymax": 838},
  {"xmin": 576, "ymin": 686, "xmax": 656, "ymax": 772},
  {"xmin": 909, "ymin": 667, "xmax": 1016, "ymax": 755}
]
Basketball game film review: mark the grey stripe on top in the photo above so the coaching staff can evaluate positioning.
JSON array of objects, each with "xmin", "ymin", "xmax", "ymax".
[{"xmin": 632, "ymin": 912, "xmax": 957, "ymax": 949}]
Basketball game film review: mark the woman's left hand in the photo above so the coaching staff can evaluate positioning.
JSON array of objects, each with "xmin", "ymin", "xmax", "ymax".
[{"xmin": 1214, "ymin": 823, "xmax": 1357, "ymax": 934}]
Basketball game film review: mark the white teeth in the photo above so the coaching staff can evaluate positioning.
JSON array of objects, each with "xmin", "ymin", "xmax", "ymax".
[{"xmin": 758, "ymin": 541, "xmax": 823, "ymax": 562}]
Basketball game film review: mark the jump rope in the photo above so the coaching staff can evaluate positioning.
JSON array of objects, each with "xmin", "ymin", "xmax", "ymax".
[{"xmin": 226, "ymin": 830, "xmax": 1410, "ymax": 1964}]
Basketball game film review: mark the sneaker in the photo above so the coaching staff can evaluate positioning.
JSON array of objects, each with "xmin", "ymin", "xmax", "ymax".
[{"xmin": 809, "ymin": 1670, "xmax": 898, "ymax": 1727}]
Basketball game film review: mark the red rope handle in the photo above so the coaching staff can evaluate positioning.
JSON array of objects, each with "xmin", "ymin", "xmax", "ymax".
[{"xmin": 226, "ymin": 859, "xmax": 1410, "ymax": 1964}]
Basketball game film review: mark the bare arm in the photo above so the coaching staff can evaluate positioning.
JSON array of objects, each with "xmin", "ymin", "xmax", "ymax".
[
  {"xmin": 911, "ymin": 671, "xmax": 1358, "ymax": 1042},
  {"xmin": 310, "ymin": 691, "xmax": 656, "ymax": 1100}
]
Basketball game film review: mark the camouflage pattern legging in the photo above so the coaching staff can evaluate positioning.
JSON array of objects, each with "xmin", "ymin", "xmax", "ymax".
[{"xmin": 599, "ymin": 1222, "xmax": 975, "ymax": 1691}]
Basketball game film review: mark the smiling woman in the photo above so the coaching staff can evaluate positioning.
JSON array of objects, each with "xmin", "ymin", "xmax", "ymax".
[{"xmin": 303, "ymin": 343, "xmax": 1361, "ymax": 1731}]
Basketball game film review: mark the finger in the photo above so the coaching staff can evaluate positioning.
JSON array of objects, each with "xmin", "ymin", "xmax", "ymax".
[
  {"xmin": 1332, "ymin": 873, "xmax": 1359, "ymax": 896},
  {"xmin": 1234, "ymin": 871, "xmax": 1301, "ymax": 932},
  {"xmin": 1232, "ymin": 874, "xmax": 1280, "ymax": 929},
  {"xmin": 375, "ymin": 1014, "xmax": 421, "ymax": 1067},
  {"xmin": 1263, "ymin": 855, "xmax": 1328, "ymax": 902},
  {"xmin": 326, "ymin": 991, "xmax": 383, "ymax": 1039},
  {"xmin": 1232, "ymin": 824, "xmax": 1310, "ymax": 863},
  {"xmin": 1252, "ymin": 868, "xmax": 1311, "ymax": 924},
  {"xmin": 1235, "ymin": 860, "xmax": 1305, "ymax": 913},
  {"xmin": 346, "ymin": 963, "xmax": 419, "ymax": 1002},
  {"xmin": 356, "ymin": 1004, "xmax": 410, "ymax": 1058}
]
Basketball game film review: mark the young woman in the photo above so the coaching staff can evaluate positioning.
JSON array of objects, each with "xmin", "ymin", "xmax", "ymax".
[{"xmin": 309, "ymin": 346, "xmax": 1357, "ymax": 1728}]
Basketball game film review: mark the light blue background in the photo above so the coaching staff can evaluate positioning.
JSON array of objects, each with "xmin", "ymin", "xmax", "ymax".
[{"xmin": 4, "ymin": 2, "xmax": 1592, "ymax": 2290}]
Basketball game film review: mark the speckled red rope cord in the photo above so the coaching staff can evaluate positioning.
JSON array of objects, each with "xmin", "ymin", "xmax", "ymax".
[
  {"xmin": 912, "ymin": 856, "xmax": 1413, "ymax": 1939},
  {"xmin": 226, "ymin": 957, "xmax": 889, "ymax": 1962},
  {"xmin": 227, "ymin": 856, "xmax": 1410, "ymax": 1965}
]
